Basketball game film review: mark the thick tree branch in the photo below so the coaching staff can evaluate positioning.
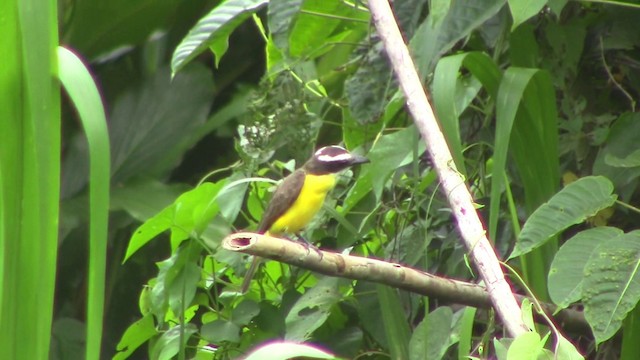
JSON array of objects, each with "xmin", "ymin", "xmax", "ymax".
[
  {"xmin": 364, "ymin": 0, "xmax": 528, "ymax": 337},
  {"xmin": 223, "ymin": 232, "xmax": 589, "ymax": 335}
]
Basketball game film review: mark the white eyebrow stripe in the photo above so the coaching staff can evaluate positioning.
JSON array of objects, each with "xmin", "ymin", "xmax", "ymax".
[
  {"xmin": 315, "ymin": 146, "xmax": 345, "ymax": 156},
  {"xmin": 317, "ymin": 153, "xmax": 352, "ymax": 162}
]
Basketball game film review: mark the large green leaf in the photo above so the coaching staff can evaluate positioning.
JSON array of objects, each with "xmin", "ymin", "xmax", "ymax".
[
  {"xmin": 548, "ymin": 227, "xmax": 623, "ymax": 308},
  {"xmin": 123, "ymin": 181, "xmax": 224, "ymax": 262},
  {"xmin": 267, "ymin": 0, "xmax": 303, "ymax": 52},
  {"xmin": 508, "ymin": 0, "xmax": 546, "ymax": 31},
  {"xmin": 410, "ymin": 0, "xmax": 506, "ymax": 77},
  {"xmin": 108, "ymin": 65, "xmax": 213, "ymax": 184},
  {"xmin": 583, "ymin": 232, "xmax": 640, "ymax": 344},
  {"xmin": 492, "ymin": 68, "xmax": 561, "ymax": 240},
  {"xmin": 506, "ymin": 331, "xmax": 549, "ymax": 360},
  {"xmin": 111, "ymin": 178, "xmax": 189, "ymax": 222},
  {"xmin": 113, "ymin": 314, "xmax": 157, "ymax": 360},
  {"xmin": 433, "ymin": 51, "xmax": 502, "ymax": 173},
  {"xmin": 171, "ymin": 0, "xmax": 268, "ymax": 74},
  {"xmin": 409, "ymin": 307, "xmax": 453, "ymax": 360},
  {"xmin": 285, "ymin": 277, "xmax": 342, "ymax": 342},
  {"xmin": 0, "ymin": 0, "xmax": 59, "ymax": 358},
  {"xmin": 289, "ymin": 0, "xmax": 368, "ymax": 59},
  {"xmin": 510, "ymin": 176, "xmax": 617, "ymax": 259},
  {"xmin": 494, "ymin": 67, "xmax": 561, "ymax": 298}
]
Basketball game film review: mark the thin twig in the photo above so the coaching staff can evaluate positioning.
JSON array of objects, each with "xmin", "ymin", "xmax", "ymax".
[{"xmin": 599, "ymin": 36, "xmax": 636, "ymax": 112}]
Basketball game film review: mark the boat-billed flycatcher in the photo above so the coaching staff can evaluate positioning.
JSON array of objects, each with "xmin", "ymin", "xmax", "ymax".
[{"xmin": 240, "ymin": 145, "xmax": 369, "ymax": 293}]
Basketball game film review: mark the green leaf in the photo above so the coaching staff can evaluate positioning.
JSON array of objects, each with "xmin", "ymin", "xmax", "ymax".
[
  {"xmin": 593, "ymin": 113, "xmax": 640, "ymax": 198},
  {"xmin": 123, "ymin": 182, "xmax": 223, "ymax": 262},
  {"xmin": 547, "ymin": 0, "xmax": 569, "ymax": 15},
  {"xmin": 110, "ymin": 179, "xmax": 189, "ymax": 222},
  {"xmin": 244, "ymin": 341, "xmax": 336, "ymax": 360},
  {"xmin": 285, "ymin": 277, "xmax": 342, "ymax": 342},
  {"xmin": 506, "ymin": 331, "xmax": 544, "ymax": 360},
  {"xmin": 231, "ymin": 300, "xmax": 261, "ymax": 326},
  {"xmin": 494, "ymin": 338, "xmax": 510, "ymax": 360},
  {"xmin": 492, "ymin": 68, "xmax": 560, "ymax": 240},
  {"xmin": 555, "ymin": 336, "xmax": 584, "ymax": 360},
  {"xmin": 166, "ymin": 262, "xmax": 201, "ymax": 319},
  {"xmin": 521, "ymin": 298, "xmax": 535, "ymax": 331},
  {"xmin": 548, "ymin": 227, "xmax": 623, "ymax": 308},
  {"xmin": 509, "ymin": 24, "xmax": 539, "ymax": 67},
  {"xmin": 345, "ymin": 42, "xmax": 394, "ymax": 124},
  {"xmin": 494, "ymin": 67, "xmax": 561, "ymax": 297},
  {"xmin": 377, "ymin": 285, "xmax": 411, "ymax": 360},
  {"xmin": 152, "ymin": 245, "xmax": 202, "ymax": 320},
  {"xmin": 410, "ymin": 0, "xmax": 506, "ymax": 77},
  {"xmin": 124, "ymin": 205, "xmax": 175, "ymax": 263},
  {"xmin": 289, "ymin": 0, "xmax": 367, "ymax": 59},
  {"xmin": 457, "ymin": 307, "xmax": 477, "ymax": 360},
  {"xmin": 0, "ymin": 1, "xmax": 60, "ymax": 358},
  {"xmin": 149, "ymin": 324, "xmax": 197, "ymax": 360},
  {"xmin": 605, "ymin": 149, "xmax": 640, "ymax": 168},
  {"xmin": 109, "ymin": 65, "xmax": 214, "ymax": 183},
  {"xmin": 344, "ymin": 126, "xmax": 424, "ymax": 211},
  {"xmin": 267, "ymin": 0, "xmax": 303, "ymax": 52},
  {"xmin": 201, "ymin": 319, "xmax": 241, "ymax": 343},
  {"xmin": 57, "ymin": 46, "xmax": 111, "ymax": 360},
  {"xmin": 510, "ymin": 176, "xmax": 617, "ymax": 259},
  {"xmin": 508, "ymin": 0, "xmax": 546, "ymax": 31},
  {"xmin": 171, "ymin": 0, "xmax": 268, "ymax": 74},
  {"xmin": 113, "ymin": 314, "xmax": 157, "ymax": 360},
  {"xmin": 393, "ymin": 0, "xmax": 428, "ymax": 38},
  {"xmin": 409, "ymin": 307, "xmax": 453, "ymax": 360},
  {"xmin": 583, "ymin": 231, "xmax": 640, "ymax": 344},
  {"xmin": 621, "ymin": 305, "xmax": 640, "ymax": 359},
  {"xmin": 433, "ymin": 51, "xmax": 502, "ymax": 173},
  {"xmin": 342, "ymin": 106, "xmax": 382, "ymax": 150},
  {"xmin": 216, "ymin": 173, "xmax": 250, "ymax": 222}
]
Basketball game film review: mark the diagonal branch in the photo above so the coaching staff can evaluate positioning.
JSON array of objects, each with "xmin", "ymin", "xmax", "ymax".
[
  {"xmin": 222, "ymin": 232, "xmax": 589, "ymax": 335},
  {"xmin": 366, "ymin": 0, "xmax": 527, "ymax": 336}
]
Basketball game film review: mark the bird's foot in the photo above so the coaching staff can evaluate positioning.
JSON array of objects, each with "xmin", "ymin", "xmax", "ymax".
[{"xmin": 294, "ymin": 234, "xmax": 324, "ymax": 260}]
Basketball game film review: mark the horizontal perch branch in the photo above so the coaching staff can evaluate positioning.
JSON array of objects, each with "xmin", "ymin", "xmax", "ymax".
[{"xmin": 222, "ymin": 232, "xmax": 589, "ymax": 335}]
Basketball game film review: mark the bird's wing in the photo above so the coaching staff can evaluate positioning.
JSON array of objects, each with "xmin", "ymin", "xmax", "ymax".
[{"xmin": 257, "ymin": 169, "xmax": 306, "ymax": 233}]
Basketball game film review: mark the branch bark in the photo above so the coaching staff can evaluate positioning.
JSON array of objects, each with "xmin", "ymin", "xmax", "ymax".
[
  {"xmin": 222, "ymin": 232, "xmax": 589, "ymax": 335},
  {"xmin": 366, "ymin": 0, "xmax": 528, "ymax": 336}
]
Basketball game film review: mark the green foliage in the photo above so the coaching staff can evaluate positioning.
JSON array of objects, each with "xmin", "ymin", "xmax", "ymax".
[
  {"xmin": 548, "ymin": 227, "xmax": 623, "ymax": 308},
  {"xmin": 583, "ymin": 232, "xmax": 640, "ymax": 344},
  {"xmin": 23, "ymin": 0, "xmax": 640, "ymax": 358},
  {"xmin": 510, "ymin": 176, "xmax": 617, "ymax": 259}
]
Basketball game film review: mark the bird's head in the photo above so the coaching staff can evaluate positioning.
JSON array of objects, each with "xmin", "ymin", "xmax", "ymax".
[{"xmin": 303, "ymin": 145, "xmax": 369, "ymax": 175}]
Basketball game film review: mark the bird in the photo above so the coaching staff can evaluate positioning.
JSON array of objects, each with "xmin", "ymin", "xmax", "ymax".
[{"xmin": 240, "ymin": 145, "xmax": 369, "ymax": 293}]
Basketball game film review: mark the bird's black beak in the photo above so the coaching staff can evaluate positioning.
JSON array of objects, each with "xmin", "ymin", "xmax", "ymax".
[{"xmin": 350, "ymin": 154, "xmax": 370, "ymax": 165}]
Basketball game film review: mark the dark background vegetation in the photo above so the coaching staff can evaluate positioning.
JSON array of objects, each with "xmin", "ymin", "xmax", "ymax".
[{"xmin": 48, "ymin": 0, "xmax": 640, "ymax": 359}]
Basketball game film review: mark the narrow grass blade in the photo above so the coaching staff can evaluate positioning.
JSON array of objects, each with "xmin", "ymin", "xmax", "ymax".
[{"xmin": 58, "ymin": 46, "xmax": 110, "ymax": 360}]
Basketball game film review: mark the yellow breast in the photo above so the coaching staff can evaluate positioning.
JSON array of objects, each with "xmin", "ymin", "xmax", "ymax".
[{"xmin": 269, "ymin": 173, "xmax": 337, "ymax": 234}]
